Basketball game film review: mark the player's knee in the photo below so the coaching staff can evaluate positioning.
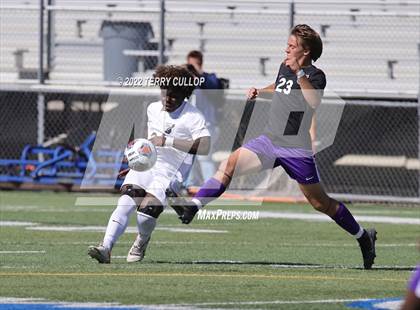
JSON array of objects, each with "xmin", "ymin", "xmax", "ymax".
[
  {"xmin": 115, "ymin": 195, "xmax": 137, "ymax": 215},
  {"xmin": 137, "ymin": 199, "xmax": 164, "ymax": 219},
  {"xmin": 219, "ymin": 153, "xmax": 238, "ymax": 177},
  {"xmin": 307, "ymin": 195, "xmax": 329, "ymax": 214},
  {"xmin": 120, "ymin": 184, "xmax": 146, "ymax": 199}
]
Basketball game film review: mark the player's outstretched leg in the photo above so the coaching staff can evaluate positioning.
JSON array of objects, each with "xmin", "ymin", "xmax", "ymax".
[
  {"xmin": 127, "ymin": 194, "xmax": 163, "ymax": 262},
  {"xmin": 299, "ymin": 183, "xmax": 377, "ymax": 269},
  {"xmin": 178, "ymin": 147, "xmax": 263, "ymax": 224},
  {"xmin": 88, "ymin": 185, "xmax": 140, "ymax": 263}
]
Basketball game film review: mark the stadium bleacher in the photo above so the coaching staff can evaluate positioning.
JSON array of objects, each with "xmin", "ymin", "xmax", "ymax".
[{"xmin": 1, "ymin": 0, "xmax": 419, "ymax": 94}]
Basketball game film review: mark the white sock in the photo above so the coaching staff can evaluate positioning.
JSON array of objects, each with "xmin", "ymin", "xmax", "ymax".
[
  {"xmin": 102, "ymin": 195, "xmax": 136, "ymax": 250},
  {"xmin": 192, "ymin": 198, "xmax": 203, "ymax": 209},
  {"xmin": 136, "ymin": 212, "xmax": 157, "ymax": 239},
  {"xmin": 354, "ymin": 226, "xmax": 365, "ymax": 239}
]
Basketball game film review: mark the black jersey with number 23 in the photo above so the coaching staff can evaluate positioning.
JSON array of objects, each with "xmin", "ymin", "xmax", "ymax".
[{"xmin": 264, "ymin": 63, "xmax": 327, "ymax": 150}]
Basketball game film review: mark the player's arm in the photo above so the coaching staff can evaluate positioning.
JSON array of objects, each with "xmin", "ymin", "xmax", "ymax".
[
  {"xmin": 296, "ymin": 75, "xmax": 322, "ymax": 109},
  {"xmin": 402, "ymin": 266, "xmax": 420, "ymax": 310},
  {"xmin": 247, "ymin": 83, "xmax": 275, "ymax": 100},
  {"xmin": 172, "ymin": 136, "xmax": 210, "ymax": 155},
  {"xmin": 285, "ymin": 58, "xmax": 323, "ymax": 109},
  {"xmin": 310, "ymin": 113, "xmax": 320, "ymax": 153},
  {"xmin": 149, "ymin": 135, "xmax": 210, "ymax": 155},
  {"xmin": 401, "ymin": 290, "xmax": 420, "ymax": 310}
]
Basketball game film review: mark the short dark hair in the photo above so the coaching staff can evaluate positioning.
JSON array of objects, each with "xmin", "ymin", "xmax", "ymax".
[
  {"xmin": 154, "ymin": 65, "xmax": 195, "ymax": 98},
  {"xmin": 291, "ymin": 24, "xmax": 323, "ymax": 62},
  {"xmin": 187, "ymin": 50, "xmax": 203, "ymax": 66}
]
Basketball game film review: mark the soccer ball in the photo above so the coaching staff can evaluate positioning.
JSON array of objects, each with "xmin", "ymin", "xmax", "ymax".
[{"xmin": 124, "ymin": 138, "xmax": 157, "ymax": 172}]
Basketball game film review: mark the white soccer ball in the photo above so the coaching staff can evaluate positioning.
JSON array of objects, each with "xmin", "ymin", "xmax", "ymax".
[{"xmin": 124, "ymin": 138, "xmax": 157, "ymax": 172}]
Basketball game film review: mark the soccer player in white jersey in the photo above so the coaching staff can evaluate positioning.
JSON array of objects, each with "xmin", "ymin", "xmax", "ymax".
[{"xmin": 88, "ymin": 65, "xmax": 210, "ymax": 264}]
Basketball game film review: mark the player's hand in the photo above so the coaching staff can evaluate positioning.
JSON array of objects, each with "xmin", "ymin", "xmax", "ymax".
[
  {"xmin": 247, "ymin": 87, "xmax": 259, "ymax": 100},
  {"xmin": 149, "ymin": 134, "xmax": 165, "ymax": 147},
  {"xmin": 284, "ymin": 57, "xmax": 301, "ymax": 74}
]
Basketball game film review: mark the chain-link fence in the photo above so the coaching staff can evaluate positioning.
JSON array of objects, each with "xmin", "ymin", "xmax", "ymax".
[
  {"xmin": 0, "ymin": 88, "xmax": 418, "ymax": 203},
  {"xmin": 0, "ymin": 0, "xmax": 419, "ymax": 203}
]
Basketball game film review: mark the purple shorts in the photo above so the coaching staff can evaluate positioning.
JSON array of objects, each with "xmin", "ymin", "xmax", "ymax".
[
  {"xmin": 243, "ymin": 135, "xmax": 320, "ymax": 184},
  {"xmin": 408, "ymin": 265, "xmax": 420, "ymax": 297}
]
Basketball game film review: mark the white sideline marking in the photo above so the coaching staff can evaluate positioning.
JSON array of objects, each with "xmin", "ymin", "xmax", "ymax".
[
  {"xmin": 75, "ymin": 197, "xmax": 259, "ymax": 206},
  {"xmin": 169, "ymin": 298, "xmax": 374, "ymax": 307},
  {"xmin": 254, "ymin": 211, "xmax": 420, "ymax": 225},
  {"xmin": 374, "ymin": 300, "xmax": 403, "ymax": 310},
  {"xmin": 351, "ymin": 209, "xmax": 420, "ymax": 215},
  {"xmin": 0, "ymin": 297, "xmax": 46, "ymax": 302},
  {"xmin": 0, "ymin": 298, "xmax": 158, "ymax": 309},
  {"xmin": 2, "ymin": 207, "xmax": 419, "ymax": 232},
  {"xmin": 177, "ymin": 298, "xmax": 403, "ymax": 307},
  {"xmin": 1, "ymin": 240, "xmax": 415, "ymax": 247},
  {"xmin": 0, "ymin": 221, "xmax": 38, "ymax": 226},
  {"xmin": 0, "ymin": 297, "xmax": 400, "ymax": 310},
  {"xmin": 25, "ymin": 225, "xmax": 228, "ymax": 234},
  {"xmin": 0, "ymin": 297, "xmax": 214, "ymax": 310},
  {"xmin": 0, "ymin": 251, "xmax": 45, "ymax": 254}
]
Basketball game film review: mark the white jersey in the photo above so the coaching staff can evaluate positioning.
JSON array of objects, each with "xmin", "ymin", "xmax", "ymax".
[{"xmin": 123, "ymin": 99, "xmax": 210, "ymax": 204}]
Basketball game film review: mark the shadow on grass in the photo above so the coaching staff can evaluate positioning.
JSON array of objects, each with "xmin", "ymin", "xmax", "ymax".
[{"xmin": 149, "ymin": 260, "xmax": 414, "ymax": 271}]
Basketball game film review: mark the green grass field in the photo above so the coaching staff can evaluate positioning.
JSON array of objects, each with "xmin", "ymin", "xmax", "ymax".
[{"xmin": 0, "ymin": 190, "xmax": 419, "ymax": 309}]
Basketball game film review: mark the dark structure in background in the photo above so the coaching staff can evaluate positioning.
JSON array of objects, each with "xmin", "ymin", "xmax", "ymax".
[{"xmin": 0, "ymin": 91, "xmax": 417, "ymax": 199}]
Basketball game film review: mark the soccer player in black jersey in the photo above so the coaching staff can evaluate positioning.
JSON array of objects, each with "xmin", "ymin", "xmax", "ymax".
[{"xmin": 176, "ymin": 24, "xmax": 377, "ymax": 269}]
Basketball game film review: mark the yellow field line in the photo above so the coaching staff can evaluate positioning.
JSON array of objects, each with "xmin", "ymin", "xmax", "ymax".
[{"xmin": 0, "ymin": 272, "xmax": 406, "ymax": 283}]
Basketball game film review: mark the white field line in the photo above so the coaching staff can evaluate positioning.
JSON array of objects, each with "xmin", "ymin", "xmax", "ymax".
[
  {"xmin": 1, "ymin": 240, "xmax": 416, "ymax": 247},
  {"xmin": 373, "ymin": 300, "xmax": 403, "ymax": 309},
  {"xmin": 351, "ymin": 209, "xmax": 420, "ymax": 215},
  {"xmin": 0, "ymin": 221, "xmax": 38, "ymax": 226},
  {"xmin": 254, "ymin": 211, "xmax": 420, "ymax": 225},
  {"xmin": 25, "ymin": 225, "xmax": 228, "ymax": 234},
  {"xmin": 3, "ymin": 204, "xmax": 419, "ymax": 217},
  {"xmin": 106, "ymin": 257, "xmax": 415, "ymax": 270},
  {"xmin": 2, "ymin": 204, "xmax": 419, "ymax": 224},
  {"xmin": 0, "ymin": 297, "xmax": 404, "ymax": 310},
  {"xmin": 75, "ymin": 197, "xmax": 259, "ymax": 206},
  {"xmin": 0, "ymin": 204, "xmax": 420, "ymax": 220},
  {"xmin": 169, "ymin": 297, "xmax": 399, "ymax": 307},
  {"xmin": 0, "ymin": 251, "xmax": 46, "ymax": 254}
]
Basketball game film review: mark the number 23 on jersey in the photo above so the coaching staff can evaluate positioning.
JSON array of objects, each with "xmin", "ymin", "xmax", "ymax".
[{"xmin": 275, "ymin": 77, "xmax": 293, "ymax": 95}]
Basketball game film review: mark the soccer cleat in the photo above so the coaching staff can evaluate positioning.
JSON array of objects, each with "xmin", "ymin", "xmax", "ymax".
[
  {"xmin": 167, "ymin": 195, "xmax": 189, "ymax": 218},
  {"xmin": 179, "ymin": 204, "xmax": 199, "ymax": 224},
  {"xmin": 357, "ymin": 228, "xmax": 377, "ymax": 270},
  {"xmin": 126, "ymin": 234, "xmax": 150, "ymax": 263},
  {"xmin": 169, "ymin": 198, "xmax": 199, "ymax": 224},
  {"xmin": 88, "ymin": 245, "xmax": 111, "ymax": 264}
]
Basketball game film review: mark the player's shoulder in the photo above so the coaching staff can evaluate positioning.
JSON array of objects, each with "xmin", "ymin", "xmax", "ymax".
[
  {"xmin": 147, "ymin": 100, "xmax": 162, "ymax": 110},
  {"xmin": 147, "ymin": 100, "xmax": 163, "ymax": 113},
  {"xmin": 183, "ymin": 100, "xmax": 202, "ymax": 115},
  {"xmin": 307, "ymin": 64, "xmax": 326, "ymax": 79},
  {"xmin": 182, "ymin": 101, "xmax": 206, "ymax": 121}
]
